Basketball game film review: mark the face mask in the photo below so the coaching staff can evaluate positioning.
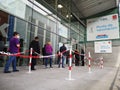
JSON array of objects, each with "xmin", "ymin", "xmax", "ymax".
[{"xmin": 17, "ymin": 35, "xmax": 20, "ymax": 39}]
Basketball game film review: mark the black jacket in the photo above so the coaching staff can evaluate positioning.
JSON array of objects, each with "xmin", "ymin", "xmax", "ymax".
[
  {"xmin": 30, "ymin": 40, "xmax": 40, "ymax": 54},
  {"xmin": 60, "ymin": 45, "xmax": 67, "ymax": 55}
]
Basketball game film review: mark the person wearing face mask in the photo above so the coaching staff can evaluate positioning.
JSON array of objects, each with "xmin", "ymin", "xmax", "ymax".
[
  {"xmin": 29, "ymin": 36, "xmax": 40, "ymax": 70},
  {"xmin": 4, "ymin": 32, "xmax": 20, "ymax": 73}
]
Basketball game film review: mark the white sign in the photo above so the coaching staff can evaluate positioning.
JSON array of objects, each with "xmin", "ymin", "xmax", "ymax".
[
  {"xmin": 94, "ymin": 41, "xmax": 112, "ymax": 53},
  {"xmin": 87, "ymin": 14, "xmax": 119, "ymax": 41}
]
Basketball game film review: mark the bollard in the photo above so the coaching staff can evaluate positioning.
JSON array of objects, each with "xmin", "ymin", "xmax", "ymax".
[
  {"xmin": 68, "ymin": 49, "xmax": 72, "ymax": 80},
  {"xmin": 88, "ymin": 51, "xmax": 91, "ymax": 73},
  {"xmin": 28, "ymin": 48, "xmax": 33, "ymax": 73},
  {"xmin": 100, "ymin": 57, "xmax": 103, "ymax": 69},
  {"xmin": 66, "ymin": 46, "xmax": 74, "ymax": 80}
]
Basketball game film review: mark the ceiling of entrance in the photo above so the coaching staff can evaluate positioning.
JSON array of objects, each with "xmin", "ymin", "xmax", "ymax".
[
  {"xmin": 36, "ymin": 0, "xmax": 118, "ymax": 19},
  {"xmin": 72, "ymin": 0, "xmax": 118, "ymax": 18}
]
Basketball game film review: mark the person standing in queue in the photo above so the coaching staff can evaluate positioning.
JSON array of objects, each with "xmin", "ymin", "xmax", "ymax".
[
  {"xmin": 4, "ymin": 32, "xmax": 20, "ymax": 73},
  {"xmin": 74, "ymin": 50, "xmax": 80, "ymax": 66},
  {"xmin": 81, "ymin": 49, "xmax": 85, "ymax": 66},
  {"xmin": 29, "ymin": 36, "xmax": 40, "ymax": 70},
  {"xmin": 45, "ymin": 41, "xmax": 53, "ymax": 68},
  {"xmin": 58, "ymin": 43, "xmax": 67, "ymax": 68}
]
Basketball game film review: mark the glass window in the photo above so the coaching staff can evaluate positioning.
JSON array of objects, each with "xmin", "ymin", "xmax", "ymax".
[{"xmin": 16, "ymin": 18, "xmax": 27, "ymax": 39}]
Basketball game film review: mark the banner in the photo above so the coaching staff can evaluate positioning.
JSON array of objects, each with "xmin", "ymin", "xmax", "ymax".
[
  {"xmin": 94, "ymin": 41, "xmax": 112, "ymax": 53},
  {"xmin": 87, "ymin": 14, "xmax": 119, "ymax": 41}
]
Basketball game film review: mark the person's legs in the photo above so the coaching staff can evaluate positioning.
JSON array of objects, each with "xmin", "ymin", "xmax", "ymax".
[
  {"xmin": 58, "ymin": 56, "xmax": 60, "ymax": 68},
  {"xmin": 81, "ymin": 60, "xmax": 84, "ymax": 66},
  {"xmin": 4, "ymin": 56, "xmax": 13, "ymax": 72},
  {"xmin": 62, "ymin": 56, "xmax": 65, "ymax": 68},
  {"xmin": 78, "ymin": 60, "xmax": 80, "ymax": 66},
  {"xmin": 31, "ymin": 58, "xmax": 36, "ymax": 70},
  {"xmin": 45, "ymin": 58, "xmax": 48, "ymax": 68},
  {"xmin": 50, "ymin": 57, "xmax": 53, "ymax": 68},
  {"xmin": 75, "ymin": 60, "xmax": 77, "ymax": 66},
  {"xmin": 43, "ymin": 58, "xmax": 45, "ymax": 65},
  {"xmin": 64, "ymin": 56, "xmax": 66, "ymax": 65},
  {"xmin": 12, "ymin": 56, "xmax": 18, "ymax": 71},
  {"xmin": 81, "ymin": 56, "xmax": 84, "ymax": 66}
]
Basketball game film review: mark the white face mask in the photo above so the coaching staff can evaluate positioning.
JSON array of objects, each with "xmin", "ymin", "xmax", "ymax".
[{"xmin": 17, "ymin": 35, "xmax": 20, "ymax": 39}]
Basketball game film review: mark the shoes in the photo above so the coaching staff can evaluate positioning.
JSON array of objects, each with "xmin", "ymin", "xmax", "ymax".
[
  {"xmin": 4, "ymin": 70, "xmax": 19, "ymax": 73},
  {"xmin": 31, "ymin": 69, "xmax": 36, "ymax": 70},
  {"xmin": 4, "ymin": 71, "xmax": 11, "ymax": 73},
  {"xmin": 13, "ymin": 70, "xmax": 19, "ymax": 72},
  {"xmin": 62, "ymin": 66, "xmax": 65, "ymax": 68},
  {"xmin": 50, "ymin": 67, "xmax": 53, "ymax": 68}
]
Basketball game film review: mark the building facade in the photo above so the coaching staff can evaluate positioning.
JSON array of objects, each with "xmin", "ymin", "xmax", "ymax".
[{"xmin": 0, "ymin": 0, "xmax": 85, "ymax": 66}]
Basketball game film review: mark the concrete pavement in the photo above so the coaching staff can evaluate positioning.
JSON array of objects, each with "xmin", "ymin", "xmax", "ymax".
[{"xmin": 0, "ymin": 65, "xmax": 119, "ymax": 90}]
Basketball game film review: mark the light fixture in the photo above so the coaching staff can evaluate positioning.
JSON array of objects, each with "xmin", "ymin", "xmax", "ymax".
[
  {"xmin": 66, "ymin": 14, "xmax": 72, "ymax": 18},
  {"xmin": 66, "ymin": 15, "xmax": 69, "ymax": 18},
  {"xmin": 58, "ymin": 4, "xmax": 63, "ymax": 8}
]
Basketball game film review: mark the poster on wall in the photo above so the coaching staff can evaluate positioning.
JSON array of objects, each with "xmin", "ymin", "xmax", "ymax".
[
  {"xmin": 94, "ymin": 41, "xmax": 112, "ymax": 53},
  {"xmin": 87, "ymin": 14, "xmax": 119, "ymax": 41}
]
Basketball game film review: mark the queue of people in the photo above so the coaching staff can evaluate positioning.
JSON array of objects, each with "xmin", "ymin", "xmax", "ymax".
[
  {"xmin": 3, "ymin": 32, "xmax": 85, "ymax": 73},
  {"xmin": 57, "ymin": 44, "xmax": 85, "ymax": 67}
]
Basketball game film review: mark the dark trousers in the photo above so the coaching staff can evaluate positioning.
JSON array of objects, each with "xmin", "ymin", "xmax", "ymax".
[
  {"xmin": 45, "ymin": 53, "xmax": 52, "ymax": 67},
  {"xmin": 81, "ymin": 56, "xmax": 84, "ymax": 66},
  {"xmin": 58, "ymin": 55, "xmax": 65, "ymax": 67},
  {"xmin": 43, "ymin": 58, "xmax": 45, "ymax": 65},
  {"xmin": 75, "ymin": 59, "xmax": 79, "ymax": 66},
  {"xmin": 31, "ymin": 54, "xmax": 37, "ymax": 69},
  {"xmin": 31, "ymin": 58, "xmax": 36, "ymax": 69},
  {"xmin": 4, "ymin": 56, "xmax": 17, "ymax": 71}
]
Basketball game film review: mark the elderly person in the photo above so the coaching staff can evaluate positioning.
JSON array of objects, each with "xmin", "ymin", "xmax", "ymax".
[{"xmin": 45, "ymin": 42, "xmax": 53, "ymax": 68}]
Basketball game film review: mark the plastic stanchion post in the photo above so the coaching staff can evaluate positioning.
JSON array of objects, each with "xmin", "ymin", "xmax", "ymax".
[
  {"xmin": 88, "ymin": 51, "xmax": 91, "ymax": 73},
  {"xmin": 28, "ymin": 48, "xmax": 33, "ymax": 73},
  {"xmin": 66, "ymin": 46, "xmax": 74, "ymax": 80},
  {"xmin": 100, "ymin": 57, "xmax": 103, "ymax": 69}
]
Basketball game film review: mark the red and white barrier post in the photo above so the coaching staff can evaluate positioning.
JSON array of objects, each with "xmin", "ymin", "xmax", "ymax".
[
  {"xmin": 88, "ymin": 51, "xmax": 91, "ymax": 73},
  {"xmin": 67, "ymin": 46, "xmax": 74, "ymax": 80},
  {"xmin": 100, "ymin": 57, "xmax": 103, "ymax": 69},
  {"xmin": 69, "ymin": 48, "xmax": 72, "ymax": 80},
  {"xmin": 28, "ymin": 48, "xmax": 33, "ymax": 73}
]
